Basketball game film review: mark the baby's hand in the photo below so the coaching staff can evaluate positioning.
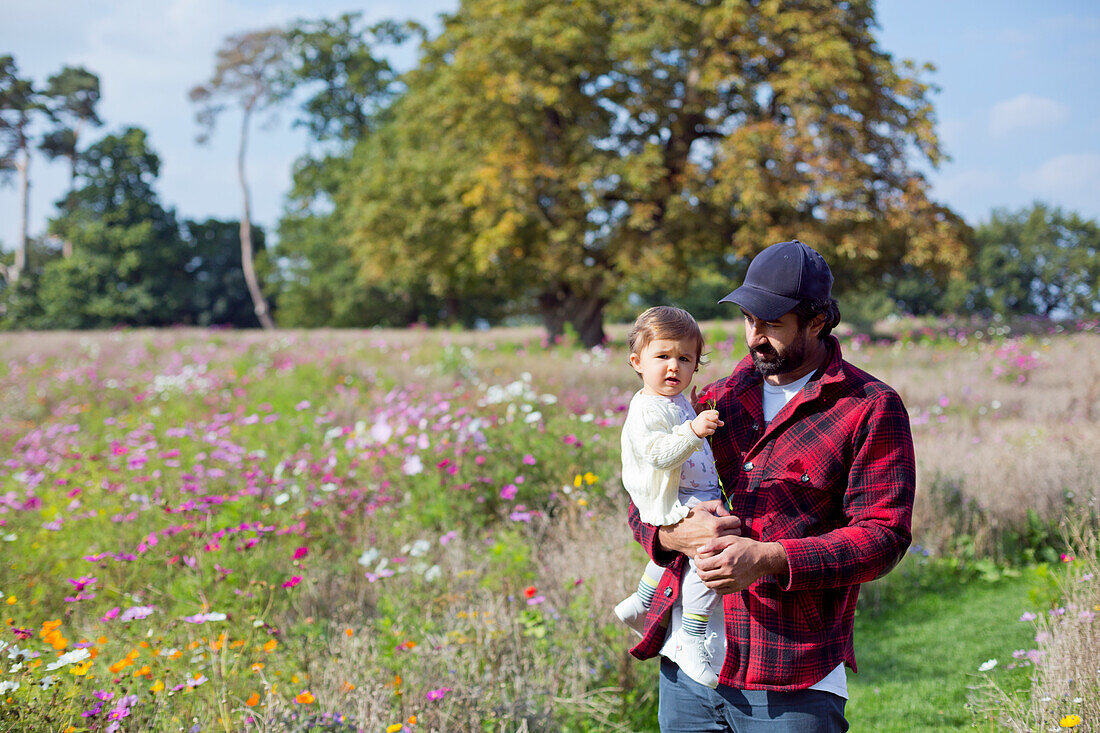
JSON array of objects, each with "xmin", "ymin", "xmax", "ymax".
[{"xmin": 691, "ymin": 409, "xmax": 723, "ymax": 438}]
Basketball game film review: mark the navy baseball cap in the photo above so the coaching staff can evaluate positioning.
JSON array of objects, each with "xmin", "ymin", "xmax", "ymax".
[{"xmin": 719, "ymin": 240, "xmax": 833, "ymax": 320}]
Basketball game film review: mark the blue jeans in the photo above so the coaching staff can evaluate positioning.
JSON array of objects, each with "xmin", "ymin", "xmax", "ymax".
[{"xmin": 658, "ymin": 658, "xmax": 848, "ymax": 733}]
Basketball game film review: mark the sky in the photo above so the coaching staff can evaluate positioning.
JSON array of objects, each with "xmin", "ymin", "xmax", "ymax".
[{"xmin": 2, "ymin": 0, "xmax": 1099, "ymax": 254}]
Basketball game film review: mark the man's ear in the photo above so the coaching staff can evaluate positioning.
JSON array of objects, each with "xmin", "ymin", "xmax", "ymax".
[{"xmin": 807, "ymin": 313, "xmax": 827, "ymax": 338}]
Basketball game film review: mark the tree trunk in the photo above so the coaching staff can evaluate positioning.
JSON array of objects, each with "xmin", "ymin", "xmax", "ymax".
[
  {"xmin": 237, "ymin": 107, "xmax": 275, "ymax": 330},
  {"xmin": 62, "ymin": 150, "xmax": 77, "ymax": 258},
  {"xmin": 13, "ymin": 145, "xmax": 29, "ymax": 282},
  {"xmin": 538, "ymin": 286, "xmax": 607, "ymax": 348}
]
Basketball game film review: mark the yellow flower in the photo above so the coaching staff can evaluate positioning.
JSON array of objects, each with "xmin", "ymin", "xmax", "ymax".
[
  {"xmin": 69, "ymin": 661, "xmax": 93, "ymax": 676},
  {"xmin": 150, "ymin": 680, "xmax": 165, "ymax": 693},
  {"xmin": 583, "ymin": 472, "xmax": 598, "ymax": 485},
  {"xmin": 5, "ymin": 596, "xmax": 15, "ymax": 605},
  {"xmin": 1060, "ymin": 715, "xmax": 1082, "ymax": 728},
  {"xmin": 573, "ymin": 474, "xmax": 582, "ymax": 488},
  {"xmin": 386, "ymin": 725, "xmax": 404, "ymax": 733}
]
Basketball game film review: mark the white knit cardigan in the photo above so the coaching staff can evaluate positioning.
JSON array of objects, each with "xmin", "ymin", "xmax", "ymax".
[{"xmin": 620, "ymin": 391, "xmax": 705, "ymax": 526}]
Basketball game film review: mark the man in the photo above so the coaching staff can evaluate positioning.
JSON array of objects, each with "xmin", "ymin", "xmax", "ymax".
[{"xmin": 627, "ymin": 240, "xmax": 916, "ymax": 732}]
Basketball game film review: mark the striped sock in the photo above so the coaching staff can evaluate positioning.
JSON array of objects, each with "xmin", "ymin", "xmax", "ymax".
[
  {"xmin": 636, "ymin": 575, "xmax": 658, "ymax": 608},
  {"xmin": 683, "ymin": 612, "xmax": 709, "ymax": 637}
]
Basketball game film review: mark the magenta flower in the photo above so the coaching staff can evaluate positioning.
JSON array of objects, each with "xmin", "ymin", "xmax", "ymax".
[
  {"xmin": 293, "ymin": 547, "xmax": 309, "ymax": 560},
  {"xmin": 522, "ymin": 454, "xmax": 537, "ymax": 465},
  {"xmin": 499, "ymin": 484, "xmax": 518, "ymax": 500},
  {"xmin": 282, "ymin": 576, "xmax": 302, "ymax": 588},
  {"xmin": 426, "ymin": 687, "xmax": 452, "ymax": 701}
]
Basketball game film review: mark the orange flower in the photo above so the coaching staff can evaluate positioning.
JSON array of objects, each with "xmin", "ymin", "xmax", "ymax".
[
  {"xmin": 211, "ymin": 633, "xmax": 226, "ymax": 651},
  {"xmin": 341, "ymin": 681, "xmax": 356, "ymax": 692},
  {"xmin": 245, "ymin": 692, "xmax": 260, "ymax": 707},
  {"xmin": 295, "ymin": 690, "xmax": 315, "ymax": 704},
  {"xmin": 263, "ymin": 639, "xmax": 278, "ymax": 652},
  {"xmin": 250, "ymin": 662, "xmax": 265, "ymax": 672},
  {"xmin": 345, "ymin": 628, "xmax": 354, "ymax": 637},
  {"xmin": 133, "ymin": 665, "xmax": 152, "ymax": 678},
  {"xmin": 408, "ymin": 715, "xmax": 418, "ymax": 725}
]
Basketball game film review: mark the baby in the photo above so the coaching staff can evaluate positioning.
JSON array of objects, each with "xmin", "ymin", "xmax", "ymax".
[{"xmin": 614, "ymin": 305, "xmax": 723, "ymax": 688}]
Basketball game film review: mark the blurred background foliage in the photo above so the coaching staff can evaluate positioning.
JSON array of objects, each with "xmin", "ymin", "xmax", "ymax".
[{"xmin": 2, "ymin": 1, "xmax": 1098, "ymax": 342}]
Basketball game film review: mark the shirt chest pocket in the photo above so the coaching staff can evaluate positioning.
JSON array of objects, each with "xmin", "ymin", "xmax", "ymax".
[{"xmin": 758, "ymin": 464, "xmax": 843, "ymax": 541}]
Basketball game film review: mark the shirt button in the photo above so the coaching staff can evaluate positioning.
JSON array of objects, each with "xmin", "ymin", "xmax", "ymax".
[
  {"xmin": 743, "ymin": 462, "xmax": 754, "ymax": 471},
  {"xmin": 801, "ymin": 473, "xmax": 810, "ymax": 482},
  {"xmin": 664, "ymin": 587, "xmax": 673, "ymax": 597}
]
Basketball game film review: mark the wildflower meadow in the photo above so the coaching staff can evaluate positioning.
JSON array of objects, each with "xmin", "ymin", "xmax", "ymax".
[{"xmin": 0, "ymin": 320, "xmax": 1097, "ymax": 732}]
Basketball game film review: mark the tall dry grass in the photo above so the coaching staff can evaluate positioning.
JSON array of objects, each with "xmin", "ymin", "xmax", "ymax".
[{"xmin": 973, "ymin": 519, "xmax": 1100, "ymax": 730}]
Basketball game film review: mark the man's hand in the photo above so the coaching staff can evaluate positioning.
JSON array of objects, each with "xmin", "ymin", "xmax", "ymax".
[
  {"xmin": 690, "ymin": 409, "xmax": 723, "ymax": 438},
  {"xmin": 693, "ymin": 536, "xmax": 788, "ymax": 594},
  {"xmin": 657, "ymin": 500, "xmax": 741, "ymax": 556}
]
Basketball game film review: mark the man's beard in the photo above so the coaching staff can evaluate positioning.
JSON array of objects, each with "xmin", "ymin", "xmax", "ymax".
[{"xmin": 750, "ymin": 330, "xmax": 808, "ymax": 377}]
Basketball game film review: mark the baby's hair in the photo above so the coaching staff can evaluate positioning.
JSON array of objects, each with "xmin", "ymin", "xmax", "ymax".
[{"xmin": 627, "ymin": 306, "xmax": 707, "ymax": 370}]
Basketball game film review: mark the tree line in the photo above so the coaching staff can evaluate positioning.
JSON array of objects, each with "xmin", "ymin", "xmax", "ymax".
[{"xmin": 3, "ymin": 1, "xmax": 1098, "ymax": 342}]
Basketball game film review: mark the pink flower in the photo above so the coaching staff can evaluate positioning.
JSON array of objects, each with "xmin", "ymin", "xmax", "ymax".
[
  {"xmin": 499, "ymin": 484, "xmax": 518, "ymax": 500},
  {"xmin": 282, "ymin": 576, "xmax": 302, "ymax": 588},
  {"xmin": 522, "ymin": 454, "xmax": 537, "ymax": 465},
  {"xmin": 426, "ymin": 687, "xmax": 452, "ymax": 701},
  {"xmin": 295, "ymin": 400, "xmax": 311, "ymax": 411},
  {"xmin": 293, "ymin": 547, "xmax": 309, "ymax": 560}
]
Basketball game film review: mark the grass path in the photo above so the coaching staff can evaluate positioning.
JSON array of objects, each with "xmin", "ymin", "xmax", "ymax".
[{"xmin": 847, "ymin": 567, "xmax": 1038, "ymax": 731}]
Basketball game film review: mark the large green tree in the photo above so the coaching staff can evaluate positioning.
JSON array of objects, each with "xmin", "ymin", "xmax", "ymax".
[
  {"xmin": 39, "ymin": 65, "xmax": 104, "ymax": 258},
  {"xmin": 275, "ymin": 14, "xmax": 427, "ymax": 327},
  {"xmin": 34, "ymin": 127, "xmax": 189, "ymax": 328},
  {"xmin": 971, "ymin": 203, "xmax": 1100, "ymax": 318},
  {"xmin": 336, "ymin": 0, "xmax": 967, "ymax": 346}
]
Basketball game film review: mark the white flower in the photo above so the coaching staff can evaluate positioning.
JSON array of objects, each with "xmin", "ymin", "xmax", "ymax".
[
  {"xmin": 358, "ymin": 548, "xmax": 380, "ymax": 567},
  {"xmin": 402, "ymin": 455, "xmax": 424, "ymax": 476},
  {"xmin": 524, "ymin": 411, "xmax": 542, "ymax": 424},
  {"xmin": 424, "ymin": 565, "xmax": 442, "ymax": 582},
  {"xmin": 45, "ymin": 648, "xmax": 91, "ymax": 671},
  {"xmin": 978, "ymin": 659, "xmax": 998, "ymax": 672},
  {"xmin": 408, "ymin": 539, "xmax": 431, "ymax": 558},
  {"xmin": 0, "ymin": 680, "xmax": 19, "ymax": 693},
  {"xmin": 273, "ymin": 492, "xmax": 290, "ymax": 506}
]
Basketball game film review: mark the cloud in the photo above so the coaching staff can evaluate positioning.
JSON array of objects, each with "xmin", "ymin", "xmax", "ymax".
[
  {"xmin": 988, "ymin": 94, "xmax": 1070, "ymax": 137},
  {"xmin": 1020, "ymin": 153, "xmax": 1100, "ymax": 215}
]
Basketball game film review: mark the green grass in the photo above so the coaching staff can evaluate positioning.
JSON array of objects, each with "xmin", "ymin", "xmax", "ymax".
[{"xmin": 848, "ymin": 558, "xmax": 1039, "ymax": 732}]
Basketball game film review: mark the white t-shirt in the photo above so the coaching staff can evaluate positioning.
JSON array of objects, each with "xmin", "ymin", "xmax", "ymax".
[{"xmin": 662, "ymin": 370, "xmax": 848, "ymax": 699}]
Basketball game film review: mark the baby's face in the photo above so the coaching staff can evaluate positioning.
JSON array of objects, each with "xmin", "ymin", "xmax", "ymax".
[{"xmin": 630, "ymin": 337, "xmax": 699, "ymax": 398}]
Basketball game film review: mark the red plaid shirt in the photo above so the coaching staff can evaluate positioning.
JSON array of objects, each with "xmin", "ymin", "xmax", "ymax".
[{"xmin": 628, "ymin": 336, "xmax": 915, "ymax": 690}]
